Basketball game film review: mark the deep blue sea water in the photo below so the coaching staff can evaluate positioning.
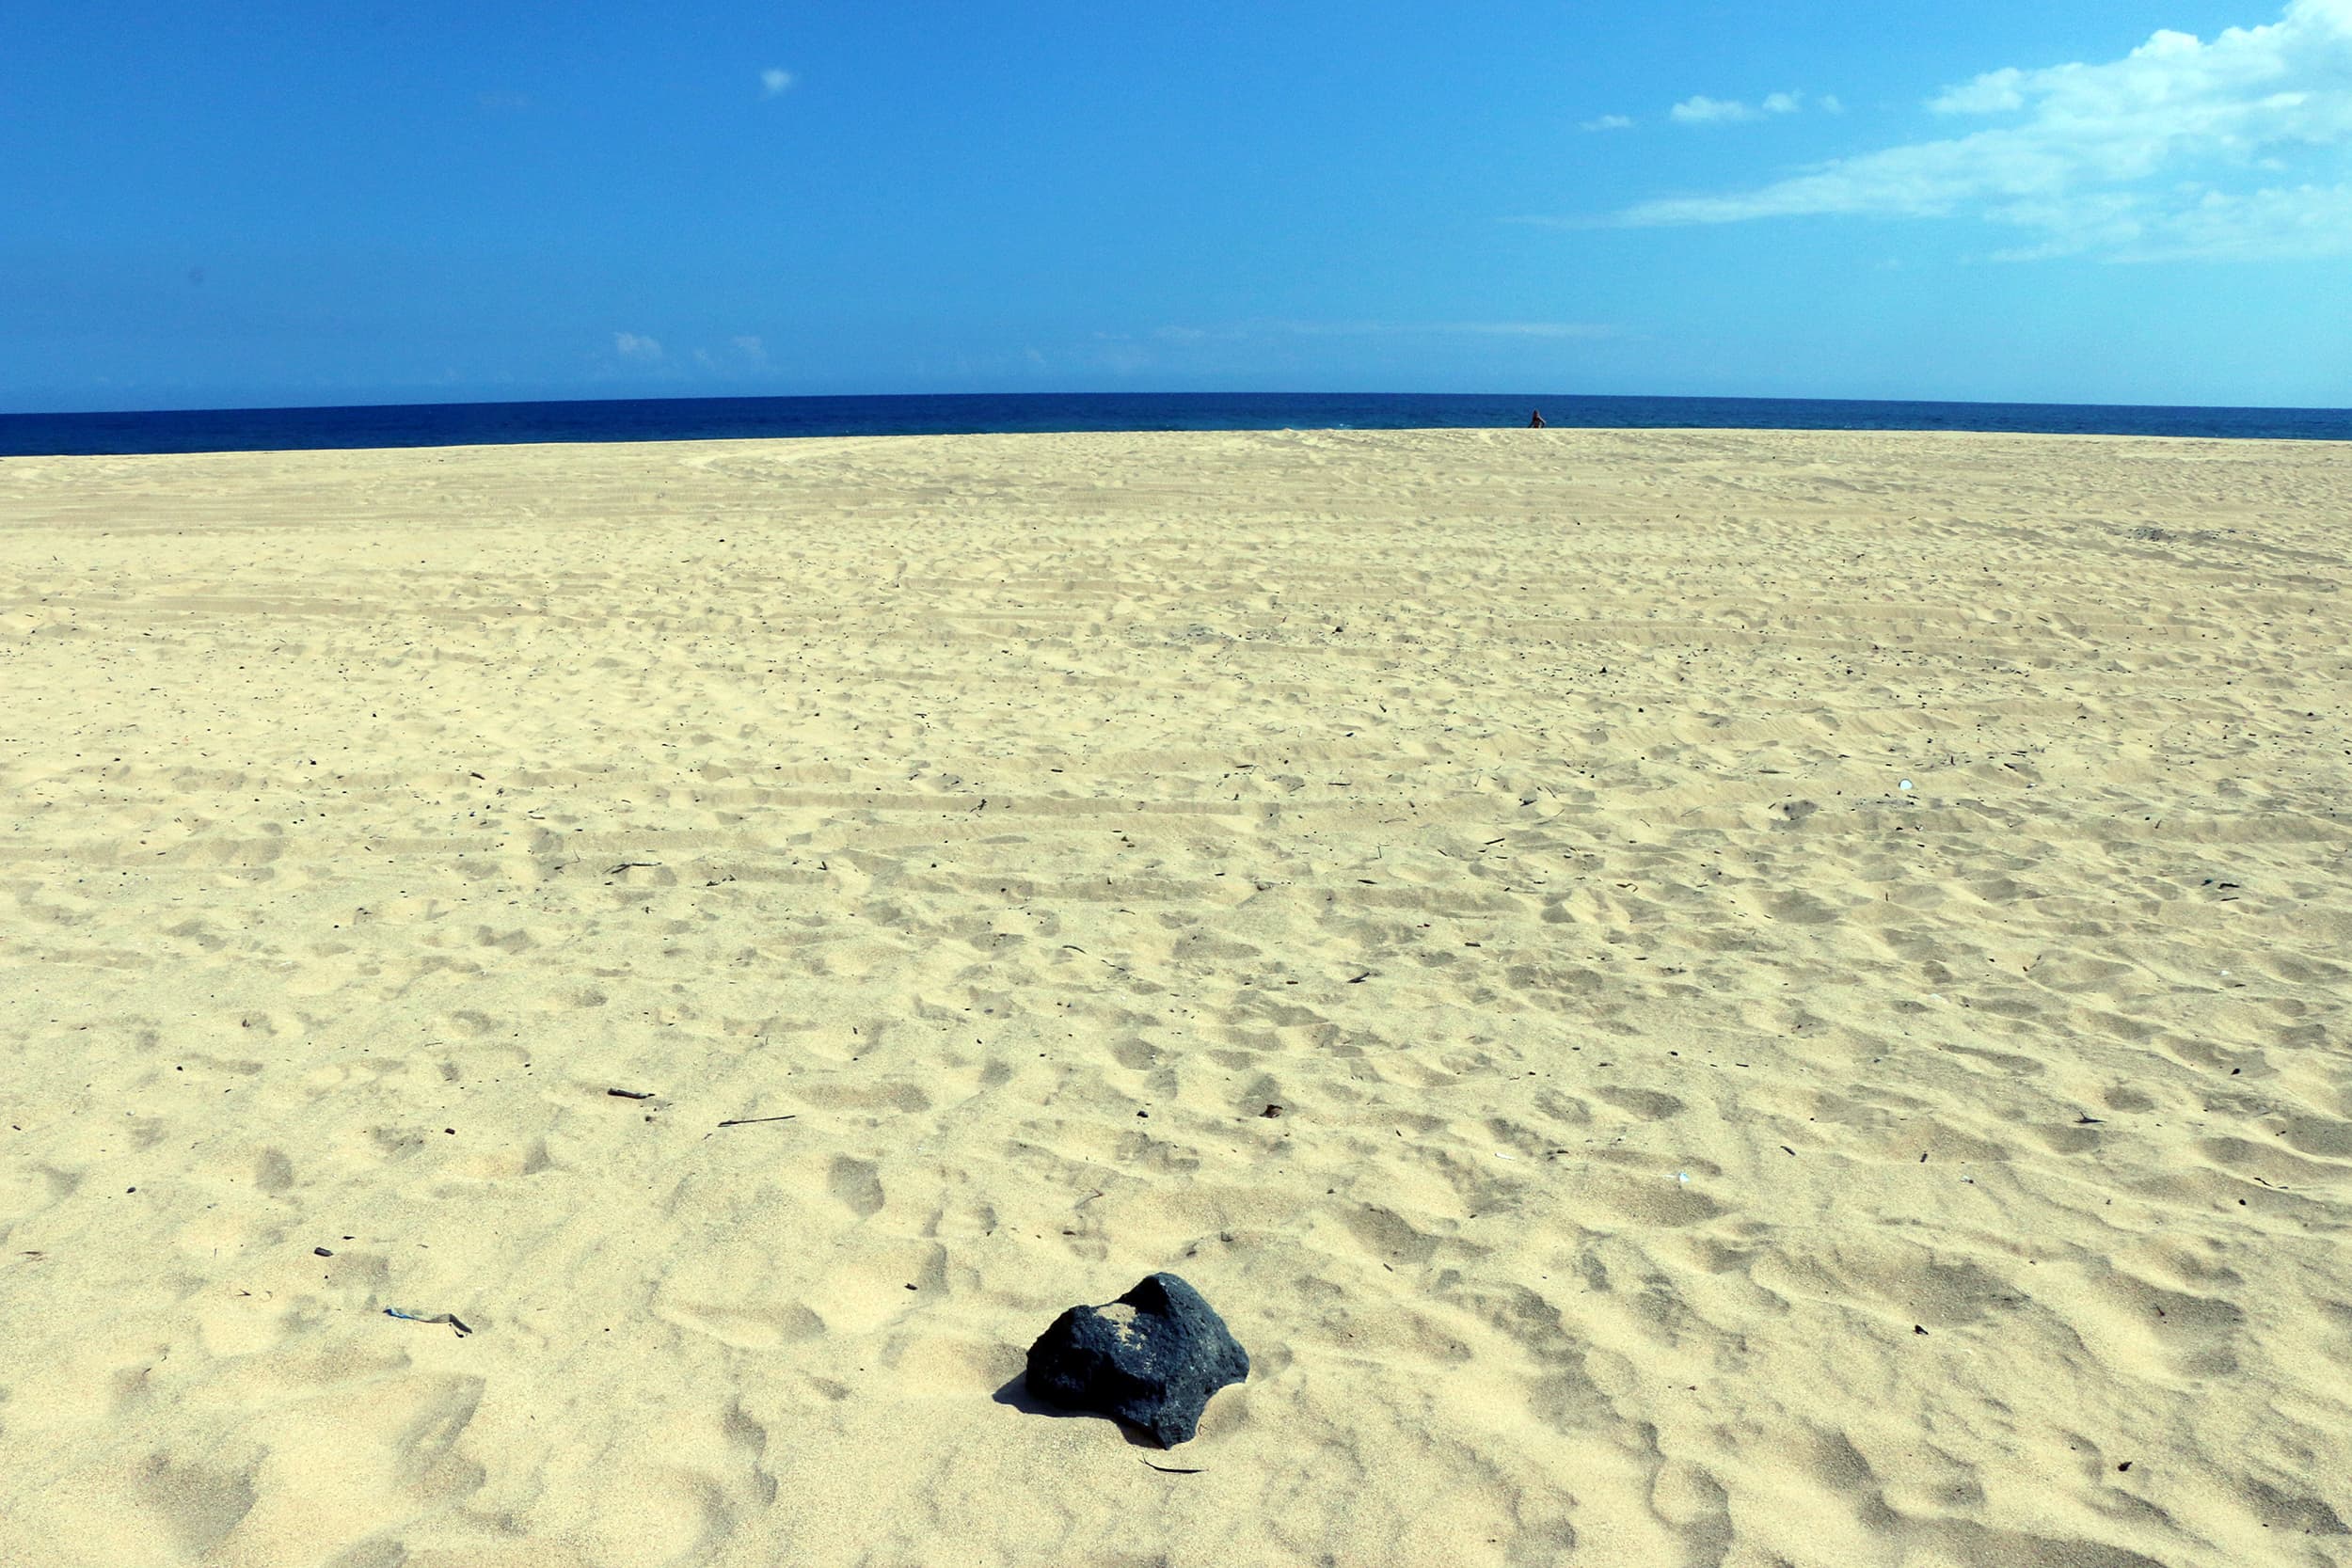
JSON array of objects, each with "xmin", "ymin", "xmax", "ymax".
[{"xmin": 4, "ymin": 391, "xmax": 2349, "ymax": 457}]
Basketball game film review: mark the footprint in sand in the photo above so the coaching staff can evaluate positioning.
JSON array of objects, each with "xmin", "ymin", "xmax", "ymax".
[
  {"xmin": 135, "ymin": 1449, "xmax": 257, "ymax": 1558},
  {"xmin": 827, "ymin": 1154, "xmax": 885, "ymax": 1217}
]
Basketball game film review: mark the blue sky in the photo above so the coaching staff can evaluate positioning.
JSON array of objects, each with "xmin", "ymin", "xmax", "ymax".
[{"xmin": 6, "ymin": 0, "xmax": 2350, "ymax": 411}]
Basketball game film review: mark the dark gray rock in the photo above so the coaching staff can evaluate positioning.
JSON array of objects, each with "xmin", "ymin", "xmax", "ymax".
[{"xmin": 1023, "ymin": 1273, "xmax": 1248, "ymax": 1446}]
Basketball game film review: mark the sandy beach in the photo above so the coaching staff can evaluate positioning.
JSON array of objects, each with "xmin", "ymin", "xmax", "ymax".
[{"xmin": 3, "ymin": 425, "xmax": 2348, "ymax": 1567}]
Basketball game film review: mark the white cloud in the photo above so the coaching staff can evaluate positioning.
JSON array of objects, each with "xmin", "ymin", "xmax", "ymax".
[
  {"xmin": 1611, "ymin": 0, "xmax": 2352, "ymax": 259},
  {"xmin": 1289, "ymin": 319, "xmax": 1618, "ymax": 341},
  {"xmin": 760, "ymin": 67, "xmax": 795, "ymax": 98},
  {"xmin": 1156, "ymin": 319, "xmax": 1618, "ymax": 342},
  {"xmin": 1928, "ymin": 69, "xmax": 2028, "ymax": 115},
  {"xmin": 614, "ymin": 332, "xmax": 663, "ymax": 361},
  {"xmin": 1582, "ymin": 113, "xmax": 1635, "ymax": 132},
  {"xmin": 1428, "ymin": 321, "xmax": 1620, "ymax": 339},
  {"xmin": 1672, "ymin": 95, "xmax": 1757, "ymax": 124},
  {"xmin": 683, "ymin": 336, "xmax": 770, "ymax": 372},
  {"xmin": 1672, "ymin": 91, "xmax": 1808, "ymax": 125}
]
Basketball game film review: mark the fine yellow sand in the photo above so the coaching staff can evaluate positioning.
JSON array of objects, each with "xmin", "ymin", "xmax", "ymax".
[{"xmin": 3, "ymin": 427, "xmax": 2349, "ymax": 1568}]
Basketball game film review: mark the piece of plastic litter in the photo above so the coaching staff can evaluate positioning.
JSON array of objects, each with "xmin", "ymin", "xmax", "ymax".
[{"xmin": 385, "ymin": 1307, "xmax": 473, "ymax": 1336}]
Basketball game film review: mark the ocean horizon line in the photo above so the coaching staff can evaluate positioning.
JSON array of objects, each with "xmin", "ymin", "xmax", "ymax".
[{"xmin": 6, "ymin": 388, "xmax": 2350, "ymax": 458}]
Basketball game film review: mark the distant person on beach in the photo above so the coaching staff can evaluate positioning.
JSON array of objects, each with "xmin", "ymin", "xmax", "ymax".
[{"xmin": 1529, "ymin": 409, "xmax": 1546, "ymax": 428}]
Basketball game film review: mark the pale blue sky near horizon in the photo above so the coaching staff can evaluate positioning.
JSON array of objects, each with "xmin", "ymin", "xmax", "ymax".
[{"xmin": 6, "ymin": 0, "xmax": 2351, "ymax": 412}]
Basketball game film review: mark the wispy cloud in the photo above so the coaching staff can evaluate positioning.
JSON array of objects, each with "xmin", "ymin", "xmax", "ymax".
[
  {"xmin": 1609, "ymin": 0, "xmax": 2352, "ymax": 260},
  {"xmin": 1671, "ymin": 95, "xmax": 1758, "ymax": 124},
  {"xmin": 760, "ymin": 67, "xmax": 795, "ymax": 98},
  {"xmin": 613, "ymin": 332, "xmax": 663, "ymax": 361},
  {"xmin": 1343, "ymin": 320, "xmax": 1619, "ymax": 340},
  {"xmin": 687, "ymin": 336, "xmax": 772, "ymax": 372},
  {"xmin": 1670, "ymin": 90, "xmax": 1815, "ymax": 124},
  {"xmin": 1581, "ymin": 114, "xmax": 1635, "ymax": 132},
  {"xmin": 1154, "ymin": 319, "xmax": 1619, "ymax": 343}
]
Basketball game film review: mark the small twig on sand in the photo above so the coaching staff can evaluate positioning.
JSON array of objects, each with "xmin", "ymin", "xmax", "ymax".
[{"xmin": 716, "ymin": 1115, "xmax": 798, "ymax": 1128}]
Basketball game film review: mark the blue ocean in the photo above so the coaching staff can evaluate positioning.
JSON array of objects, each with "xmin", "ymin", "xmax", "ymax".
[{"xmin": 3, "ymin": 391, "xmax": 2348, "ymax": 458}]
